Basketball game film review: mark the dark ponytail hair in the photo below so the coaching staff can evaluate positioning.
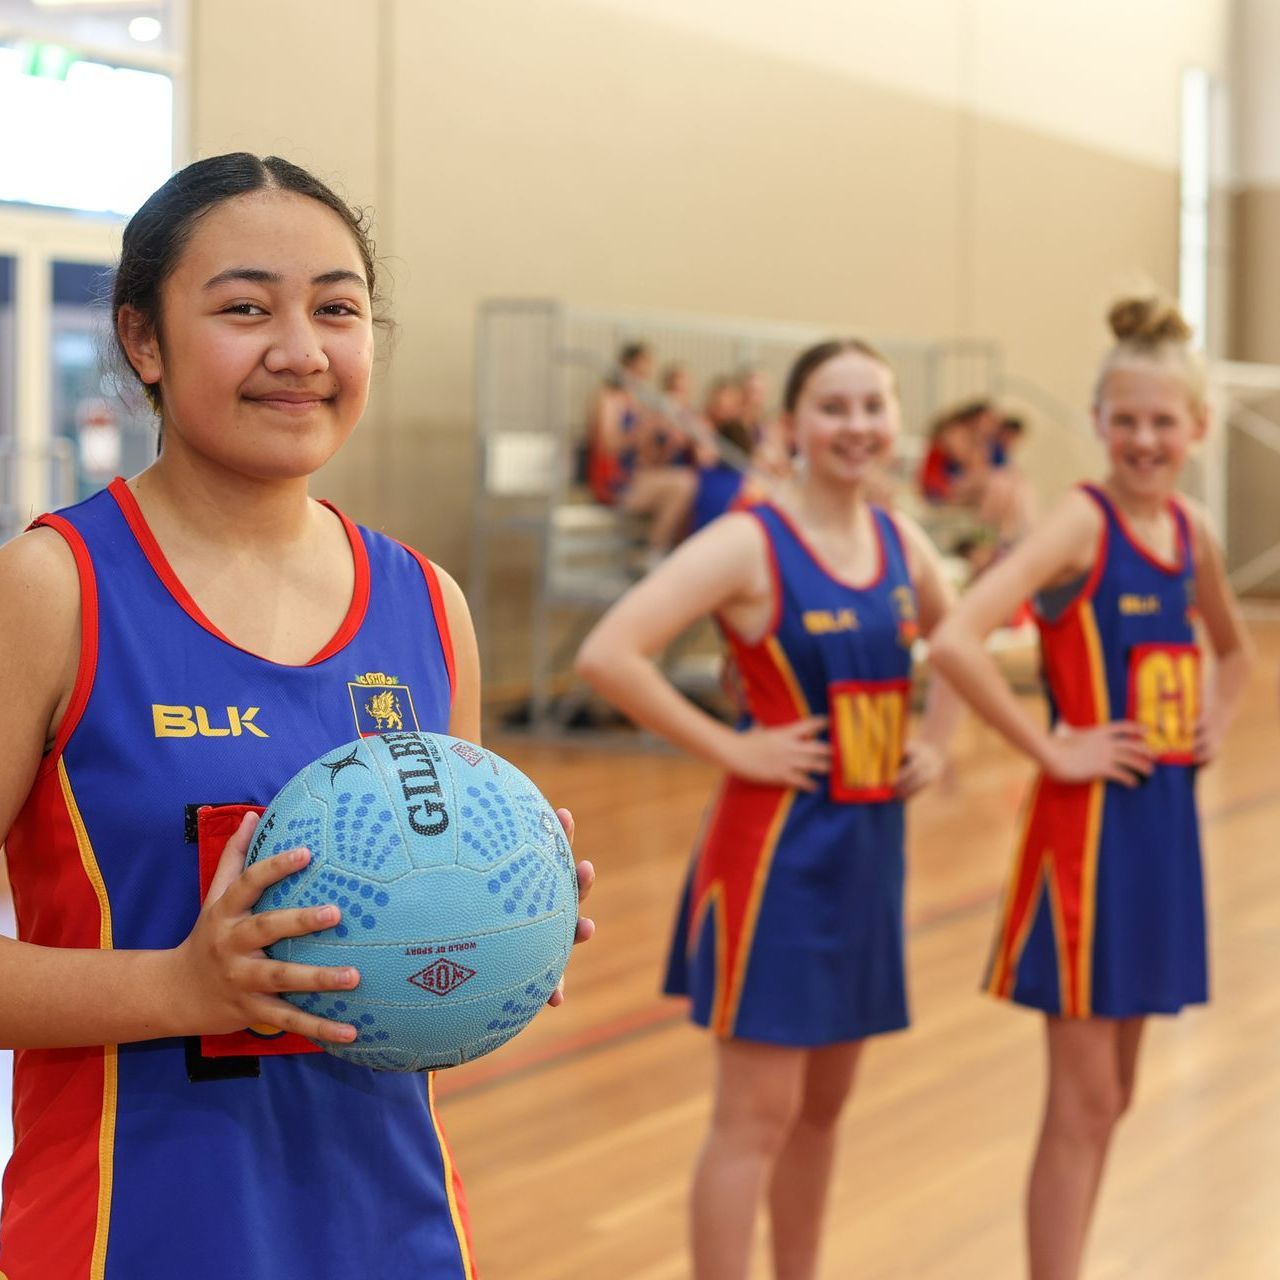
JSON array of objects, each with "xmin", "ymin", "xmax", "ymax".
[
  {"xmin": 782, "ymin": 338, "xmax": 893, "ymax": 413},
  {"xmin": 112, "ymin": 153, "xmax": 387, "ymax": 412}
]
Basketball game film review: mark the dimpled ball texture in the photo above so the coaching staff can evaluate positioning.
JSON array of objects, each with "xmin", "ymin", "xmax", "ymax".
[{"xmin": 246, "ymin": 732, "xmax": 578, "ymax": 1071}]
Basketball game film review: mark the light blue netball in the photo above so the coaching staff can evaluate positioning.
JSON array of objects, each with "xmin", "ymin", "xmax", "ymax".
[{"xmin": 245, "ymin": 732, "xmax": 577, "ymax": 1071}]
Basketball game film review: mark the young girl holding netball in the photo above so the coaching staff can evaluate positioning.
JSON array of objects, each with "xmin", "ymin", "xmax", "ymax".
[
  {"xmin": 929, "ymin": 297, "xmax": 1252, "ymax": 1280},
  {"xmin": 577, "ymin": 339, "xmax": 957, "ymax": 1280},
  {"xmin": 0, "ymin": 153, "xmax": 592, "ymax": 1280}
]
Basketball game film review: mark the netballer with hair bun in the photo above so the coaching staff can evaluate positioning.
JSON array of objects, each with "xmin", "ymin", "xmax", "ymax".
[{"xmin": 930, "ymin": 295, "xmax": 1253, "ymax": 1280}]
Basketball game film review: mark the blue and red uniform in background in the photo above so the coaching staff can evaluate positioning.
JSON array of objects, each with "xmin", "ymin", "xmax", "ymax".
[
  {"xmin": 1, "ymin": 479, "xmax": 477, "ymax": 1280},
  {"xmin": 665, "ymin": 502, "xmax": 920, "ymax": 1045},
  {"xmin": 986, "ymin": 484, "xmax": 1206, "ymax": 1017}
]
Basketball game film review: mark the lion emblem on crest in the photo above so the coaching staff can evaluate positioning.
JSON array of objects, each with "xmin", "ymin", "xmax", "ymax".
[{"xmin": 365, "ymin": 690, "xmax": 404, "ymax": 731}]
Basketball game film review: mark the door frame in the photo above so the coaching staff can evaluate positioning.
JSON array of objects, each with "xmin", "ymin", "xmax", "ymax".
[{"xmin": 0, "ymin": 207, "xmax": 128, "ymax": 521}]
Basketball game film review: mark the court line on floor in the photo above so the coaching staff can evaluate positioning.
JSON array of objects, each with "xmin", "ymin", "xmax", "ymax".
[{"xmin": 435, "ymin": 782, "xmax": 1275, "ymax": 1102}]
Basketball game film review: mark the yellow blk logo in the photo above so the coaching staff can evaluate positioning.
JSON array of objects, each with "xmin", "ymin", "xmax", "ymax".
[{"xmin": 152, "ymin": 706, "xmax": 269, "ymax": 739}]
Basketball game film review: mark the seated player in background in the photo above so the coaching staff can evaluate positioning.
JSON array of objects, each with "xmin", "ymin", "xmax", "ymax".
[
  {"xmin": 739, "ymin": 366, "xmax": 793, "ymax": 480},
  {"xmin": 647, "ymin": 362, "xmax": 699, "ymax": 466},
  {"xmin": 919, "ymin": 399, "xmax": 1036, "ymax": 546},
  {"xmin": 689, "ymin": 376, "xmax": 767, "ymax": 533},
  {"xmin": 587, "ymin": 341, "xmax": 698, "ymax": 556},
  {"xmin": 0, "ymin": 153, "xmax": 593, "ymax": 1280}
]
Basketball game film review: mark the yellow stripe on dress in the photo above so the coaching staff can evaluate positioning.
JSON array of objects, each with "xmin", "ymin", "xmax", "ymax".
[
  {"xmin": 696, "ymin": 886, "xmax": 730, "ymax": 1033},
  {"xmin": 998, "ymin": 862, "xmax": 1048, "ymax": 1002},
  {"xmin": 1044, "ymin": 857, "xmax": 1073, "ymax": 1016},
  {"xmin": 985, "ymin": 777, "xmax": 1043, "ymax": 996},
  {"xmin": 428, "ymin": 1073, "xmax": 476, "ymax": 1280},
  {"xmin": 1076, "ymin": 602, "xmax": 1112, "ymax": 1018},
  {"xmin": 763, "ymin": 636, "xmax": 812, "ymax": 717},
  {"xmin": 58, "ymin": 759, "xmax": 116, "ymax": 1280}
]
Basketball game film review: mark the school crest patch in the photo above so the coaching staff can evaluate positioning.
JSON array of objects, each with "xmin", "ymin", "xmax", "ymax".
[{"xmin": 348, "ymin": 672, "xmax": 421, "ymax": 737}]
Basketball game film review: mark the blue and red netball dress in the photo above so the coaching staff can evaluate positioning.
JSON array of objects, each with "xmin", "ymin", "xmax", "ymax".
[
  {"xmin": 1, "ymin": 478, "xmax": 478, "ymax": 1280},
  {"xmin": 665, "ymin": 502, "xmax": 919, "ymax": 1046},
  {"xmin": 588, "ymin": 401, "xmax": 638, "ymax": 505},
  {"xmin": 986, "ymin": 484, "xmax": 1206, "ymax": 1018}
]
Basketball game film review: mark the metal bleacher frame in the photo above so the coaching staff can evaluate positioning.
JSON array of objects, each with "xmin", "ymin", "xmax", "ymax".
[{"xmin": 469, "ymin": 299, "xmax": 1002, "ymax": 730}]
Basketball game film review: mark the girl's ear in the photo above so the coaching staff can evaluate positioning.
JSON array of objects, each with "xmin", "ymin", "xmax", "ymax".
[
  {"xmin": 1091, "ymin": 402, "xmax": 1105, "ymax": 442},
  {"xmin": 116, "ymin": 306, "xmax": 163, "ymax": 389},
  {"xmin": 1192, "ymin": 403, "xmax": 1210, "ymax": 443}
]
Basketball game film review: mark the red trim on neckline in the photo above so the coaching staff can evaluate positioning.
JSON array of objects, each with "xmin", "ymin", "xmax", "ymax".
[
  {"xmin": 30, "ymin": 514, "xmax": 99, "ymax": 775},
  {"xmin": 762, "ymin": 500, "xmax": 887, "ymax": 591},
  {"xmin": 399, "ymin": 543, "xmax": 457, "ymax": 707},
  {"xmin": 309, "ymin": 503, "xmax": 371, "ymax": 663},
  {"xmin": 1082, "ymin": 483, "xmax": 1184, "ymax": 576},
  {"xmin": 107, "ymin": 476, "xmax": 370, "ymax": 668}
]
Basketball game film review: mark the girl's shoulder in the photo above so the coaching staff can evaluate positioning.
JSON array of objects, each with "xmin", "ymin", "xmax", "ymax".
[
  {"xmin": 0, "ymin": 523, "xmax": 82, "ymax": 619},
  {"xmin": 0, "ymin": 526, "xmax": 83, "ymax": 742}
]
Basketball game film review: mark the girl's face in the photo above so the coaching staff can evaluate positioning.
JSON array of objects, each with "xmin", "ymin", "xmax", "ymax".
[
  {"xmin": 123, "ymin": 190, "xmax": 375, "ymax": 482},
  {"xmin": 787, "ymin": 351, "xmax": 898, "ymax": 487},
  {"xmin": 1095, "ymin": 362, "xmax": 1205, "ymax": 501},
  {"xmin": 707, "ymin": 383, "xmax": 746, "ymax": 425},
  {"xmin": 665, "ymin": 369, "xmax": 691, "ymax": 403}
]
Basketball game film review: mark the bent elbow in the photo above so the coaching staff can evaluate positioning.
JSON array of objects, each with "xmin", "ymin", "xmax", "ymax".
[
  {"xmin": 574, "ymin": 636, "xmax": 607, "ymax": 690},
  {"xmin": 925, "ymin": 623, "xmax": 962, "ymax": 676}
]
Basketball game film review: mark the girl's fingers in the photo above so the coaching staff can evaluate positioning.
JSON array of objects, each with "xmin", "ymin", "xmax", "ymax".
[
  {"xmin": 574, "ymin": 916, "xmax": 596, "ymax": 944},
  {"xmin": 1115, "ymin": 744, "xmax": 1155, "ymax": 771},
  {"xmin": 205, "ymin": 812, "xmax": 261, "ymax": 905},
  {"xmin": 247, "ymin": 995, "xmax": 358, "ymax": 1044},
  {"xmin": 240, "ymin": 902, "xmax": 342, "ymax": 950},
  {"xmin": 556, "ymin": 807, "xmax": 576, "ymax": 846},
  {"xmin": 1114, "ymin": 753, "xmax": 1153, "ymax": 776},
  {"xmin": 219, "ymin": 846, "xmax": 312, "ymax": 914},
  {"xmin": 575, "ymin": 860, "xmax": 595, "ymax": 903},
  {"xmin": 248, "ymin": 957, "xmax": 360, "ymax": 994},
  {"xmin": 1104, "ymin": 763, "xmax": 1141, "ymax": 787},
  {"xmin": 1110, "ymin": 719, "xmax": 1149, "ymax": 739}
]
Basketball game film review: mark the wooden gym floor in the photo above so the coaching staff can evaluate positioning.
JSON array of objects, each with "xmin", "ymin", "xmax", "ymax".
[{"xmin": 439, "ymin": 618, "xmax": 1280, "ymax": 1279}]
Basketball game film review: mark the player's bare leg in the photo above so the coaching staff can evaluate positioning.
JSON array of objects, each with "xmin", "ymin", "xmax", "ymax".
[
  {"xmin": 1027, "ymin": 1017, "xmax": 1137, "ymax": 1280},
  {"xmin": 692, "ymin": 1039, "xmax": 806, "ymax": 1280},
  {"xmin": 622, "ymin": 467, "xmax": 697, "ymax": 552},
  {"xmin": 768, "ymin": 1041, "xmax": 862, "ymax": 1280}
]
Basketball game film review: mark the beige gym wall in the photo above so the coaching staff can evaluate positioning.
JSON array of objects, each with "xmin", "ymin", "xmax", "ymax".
[
  {"xmin": 190, "ymin": 0, "xmax": 1227, "ymax": 602},
  {"xmin": 1233, "ymin": 0, "xmax": 1280, "ymax": 362},
  {"xmin": 1225, "ymin": 0, "xmax": 1280, "ymax": 588}
]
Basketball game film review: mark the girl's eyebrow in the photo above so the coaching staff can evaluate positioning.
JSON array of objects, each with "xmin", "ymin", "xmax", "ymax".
[{"xmin": 202, "ymin": 267, "xmax": 368, "ymax": 291}]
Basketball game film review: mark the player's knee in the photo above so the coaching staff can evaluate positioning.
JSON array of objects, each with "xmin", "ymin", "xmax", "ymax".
[
  {"xmin": 797, "ymin": 1078, "xmax": 855, "ymax": 1131},
  {"xmin": 1056, "ymin": 1078, "xmax": 1126, "ymax": 1142},
  {"xmin": 713, "ymin": 1086, "xmax": 801, "ymax": 1156}
]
